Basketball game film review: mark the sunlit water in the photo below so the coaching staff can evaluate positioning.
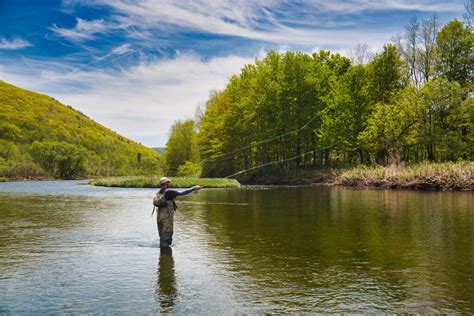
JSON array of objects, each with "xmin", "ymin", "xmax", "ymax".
[{"xmin": 0, "ymin": 181, "xmax": 473, "ymax": 313}]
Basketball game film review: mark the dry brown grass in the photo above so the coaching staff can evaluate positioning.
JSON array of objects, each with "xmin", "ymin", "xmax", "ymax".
[{"xmin": 336, "ymin": 162, "xmax": 473, "ymax": 190}]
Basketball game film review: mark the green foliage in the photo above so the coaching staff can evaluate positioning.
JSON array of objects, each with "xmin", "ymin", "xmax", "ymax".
[
  {"xmin": 30, "ymin": 141, "xmax": 87, "ymax": 179},
  {"xmin": 197, "ymin": 17, "xmax": 473, "ymax": 180},
  {"xmin": 177, "ymin": 161, "xmax": 201, "ymax": 177},
  {"xmin": 0, "ymin": 122, "xmax": 22, "ymax": 141},
  {"xmin": 369, "ymin": 44, "xmax": 406, "ymax": 104},
  {"xmin": 199, "ymin": 50, "xmax": 341, "ymax": 178},
  {"xmin": 0, "ymin": 81, "xmax": 161, "ymax": 179},
  {"xmin": 318, "ymin": 65, "xmax": 373, "ymax": 162},
  {"xmin": 140, "ymin": 156, "xmax": 162, "ymax": 175},
  {"xmin": 436, "ymin": 20, "xmax": 474, "ymax": 86},
  {"xmin": 0, "ymin": 140, "xmax": 20, "ymax": 160},
  {"xmin": 359, "ymin": 87, "xmax": 421, "ymax": 165},
  {"xmin": 418, "ymin": 78, "xmax": 472, "ymax": 161},
  {"xmin": 164, "ymin": 119, "xmax": 199, "ymax": 175},
  {"xmin": 0, "ymin": 157, "xmax": 9, "ymax": 177},
  {"xmin": 6, "ymin": 160, "xmax": 46, "ymax": 179}
]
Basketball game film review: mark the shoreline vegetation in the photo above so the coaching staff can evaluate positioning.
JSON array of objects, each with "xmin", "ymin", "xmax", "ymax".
[
  {"xmin": 89, "ymin": 176, "xmax": 241, "ymax": 188},
  {"xmin": 336, "ymin": 162, "xmax": 473, "ymax": 191},
  {"xmin": 86, "ymin": 162, "xmax": 473, "ymax": 191},
  {"xmin": 256, "ymin": 161, "xmax": 472, "ymax": 191}
]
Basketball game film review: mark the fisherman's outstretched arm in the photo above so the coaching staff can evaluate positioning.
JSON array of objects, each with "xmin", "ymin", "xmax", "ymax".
[
  {"xmin": 164, "ymin": 186, "xmax": 201, "ymax": 199},
  {"xmin": 173, "ymin": 186, "xmax": 202, "ymax": 197}
]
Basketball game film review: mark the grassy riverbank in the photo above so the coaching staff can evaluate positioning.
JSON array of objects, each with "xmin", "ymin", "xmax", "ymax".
[
  {"xmin": 336, "ymin": 162, "xmax": 473, "ymax": 191},
  {"xmin": 87, "ymin": 162, "xmax": 473, "ymax": 191},
  {"xmin": 242, "ymin": 162, "xmax": 473, "ymax": 191},
  {"xmin": 89, "ymin": 176, "xmax": 240, "ymax": 188}
]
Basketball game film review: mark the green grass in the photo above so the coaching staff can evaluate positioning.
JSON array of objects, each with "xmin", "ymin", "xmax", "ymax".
[
  {"xmin": 89, "ymin": 176, "xmax": 240, "ymax": 188},
  {"xmin": 336, "ymin": 161, "xmax": 473, "ymax": 190}
]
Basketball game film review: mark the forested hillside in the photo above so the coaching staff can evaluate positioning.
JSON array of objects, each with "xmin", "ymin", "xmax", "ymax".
[
  {"xmin": 0, "ymin": 81, "xmax": 161, "ymax": 180},
  {"xmin": 192, "ymin": 17, "xmax": 473, "ymax": 180}
]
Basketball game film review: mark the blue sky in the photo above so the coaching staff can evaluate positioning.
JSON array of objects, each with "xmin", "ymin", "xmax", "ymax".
[{"xmin": 0, "ymin": 0, "xmax": 467, "ymax": 146}]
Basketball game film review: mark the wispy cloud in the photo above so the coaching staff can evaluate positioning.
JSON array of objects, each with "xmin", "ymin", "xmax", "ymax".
[
  {"xmin": 61, "ymin": 0, "xmax": 462, "ymax": 51},
  {"xmin": 303, "ymin": 0, "xmax": 463, "ymax": 13},
  {"xmin": 79, "ymin": 1, "xmax": 462, "ymax": 38},
  {"xmin": 0, "ymin": 38, "xmax": 33, "ymax": 50},
  {"xmin": 50, "ymin": 18, "xmax": 114, "ymax": 42}
]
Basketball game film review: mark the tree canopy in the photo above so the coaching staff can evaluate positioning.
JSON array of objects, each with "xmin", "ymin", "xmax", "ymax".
[{"xmin": 188, "ymin": 16, "xmax": 473, "ymax": 180}]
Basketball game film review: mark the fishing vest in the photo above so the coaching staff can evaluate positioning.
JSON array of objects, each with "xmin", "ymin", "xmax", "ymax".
[{"xmin": 152, "ymin": 189, "xmax": 176, "ymax": 216}]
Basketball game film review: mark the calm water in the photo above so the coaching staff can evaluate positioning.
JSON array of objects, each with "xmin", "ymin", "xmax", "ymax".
[{"xmin": 0, "ymin": 181, "xmax": 473, "ymax": 313}]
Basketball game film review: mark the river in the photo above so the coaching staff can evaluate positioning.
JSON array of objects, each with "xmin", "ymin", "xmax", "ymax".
[{"xmin": 0, "ymin": 181, "xmax": 473, "ymax": 313}]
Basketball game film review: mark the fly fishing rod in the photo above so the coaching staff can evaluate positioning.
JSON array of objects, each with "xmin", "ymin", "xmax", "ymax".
[
  {"xmin": 200, "ymin": 111, "xmax": 322, "ymax": 164},
  {"xmin": 224, "ymin": 141, "xmax": 342, "ymax": 179}
]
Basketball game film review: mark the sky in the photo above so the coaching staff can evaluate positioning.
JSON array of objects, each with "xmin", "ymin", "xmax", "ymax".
[{"xmin": 0, "ymin": 0, "xmax": 467, "ymax": 147}]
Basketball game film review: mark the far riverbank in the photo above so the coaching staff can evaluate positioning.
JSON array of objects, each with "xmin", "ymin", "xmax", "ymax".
[
  {"xmin": 243, "ymin": 162, "xmax": 473, "ymax": 191},
  {"xmin": 7, "ymin": 162, "xmax": 463, "ymax": 191}
]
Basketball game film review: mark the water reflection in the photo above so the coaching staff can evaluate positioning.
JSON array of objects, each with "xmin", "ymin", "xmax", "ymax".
[
  {"xmin": 1, "ymin": 182, "xmax": 473, "ymax": 313},
  {"xmin": 156, "ymin": 247, "xmax": 177, "ymax": 312},
  {"xmin": 189, "ymin": 187, "xmax": 474, "ymax": 313}
]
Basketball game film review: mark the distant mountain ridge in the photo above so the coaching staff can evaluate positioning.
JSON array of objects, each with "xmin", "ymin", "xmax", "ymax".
[
  {"xmin": 0, "ymin": 81, "xmax": 161, "ymax": 179},
  {"xmin": 152, "ymin": 147, "xmax": 165, "ymax": 154}
]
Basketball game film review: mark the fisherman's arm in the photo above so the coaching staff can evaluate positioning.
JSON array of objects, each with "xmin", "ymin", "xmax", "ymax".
[
  {"xmin": 164, "ymin": 186, "xmax": 201, "ymax": 199},
  {"xmin": 175, "ymin": 186, "xmax": 202, "ymax": 196}
]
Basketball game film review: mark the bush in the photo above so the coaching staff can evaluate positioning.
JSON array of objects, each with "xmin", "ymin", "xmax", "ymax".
[
  {"xmin": 141, "ymin": 156, "xmax": 162, "ymax": 175},
  {"xmin": 0, "ymin": 157, "xmax": 9, "ymax": 177},
  {"xmin": 6, "ymin": 160, "xmax": 47, "ymax": 180},
  {"xmin": 30, "ymin": 141, "xmax": 87, "ymax": 179},
  {"xmin": 0, "ymin": 122, "xmax": 22, "ymax": 141},
  {"xmin": 177, "ymin": 161, "xmax": 201, "ymax": 177},
  {"xmin": 0, "ymin": 140, "xmax": 20, "ymax": 160}
]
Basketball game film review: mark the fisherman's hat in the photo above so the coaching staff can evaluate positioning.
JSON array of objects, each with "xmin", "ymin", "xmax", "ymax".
[{"xmin": 160, "ymin": 176, "xmax": 171, "ymax": 185}]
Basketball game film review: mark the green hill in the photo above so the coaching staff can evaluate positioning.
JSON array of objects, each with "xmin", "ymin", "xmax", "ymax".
[{"xmin": 0, "ymin": 81, "xmax": 161, "ymax": 180}]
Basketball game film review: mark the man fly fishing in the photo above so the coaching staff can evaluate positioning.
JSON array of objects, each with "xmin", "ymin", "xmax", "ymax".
[{"xmin": 153, "ymin": 177, "xmax": 201, "ymax": 248}]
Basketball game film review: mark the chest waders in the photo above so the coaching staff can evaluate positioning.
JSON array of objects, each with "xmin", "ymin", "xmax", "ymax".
[{"xmin": 157, "ymin": 200, "xmax": 175, "ymax": 248}]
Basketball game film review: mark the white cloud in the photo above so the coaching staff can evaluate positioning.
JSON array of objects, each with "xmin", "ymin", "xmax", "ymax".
[
  {"xmin": 304, "ymin": 0, "xmax": 463, "ymax": 13},
  {"xmin": 50, "ymin": 18, "xmax": 114, "ymax": 42},
  {"xmin": 87, "ymin": 43, "xmax": 134, "ymax": 65},
  {"xmin": 111, "ymin": 43, "xmax": 132, "ymax": 55},
  {"xmin": 0, "ymin": 38, "xmax": 33, "ymax": 50},
  {"xmin": 76, "ymin": 0, "xmax": 462, "ymax": 46},
  {"xmin": 0, "ymin": 53, "xmax": 252, "ymax": 146}
]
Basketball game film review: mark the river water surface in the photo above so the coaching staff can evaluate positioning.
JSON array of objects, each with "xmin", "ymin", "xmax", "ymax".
[{"xmin": 0, "ymin": 181, "xmax": 473, "ymax": 313}]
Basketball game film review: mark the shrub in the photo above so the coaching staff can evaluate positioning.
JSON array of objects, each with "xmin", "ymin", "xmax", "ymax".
[
  {"xmin": 141, "ymin": 156, "xmax": 162, "ymax": 175},
  {"xmin": 177, "ymin": 161, "xmax": 201, "ymax": 177},
  {"xmin": 30, "ymin": 141, "xmax": 87, "ymax": 179},
  {"xmin": 6, "ymin": 160, "xmax": 47, "ymax": 180},
  {"xmin": 0, "ymin": 157, "xmax": 9, "ymax": 177}
]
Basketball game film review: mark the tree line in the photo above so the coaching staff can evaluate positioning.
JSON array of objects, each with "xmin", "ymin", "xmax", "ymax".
[{"xmin": 164, "ymin": 14, "xmax": 473, "ymax": 180}]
